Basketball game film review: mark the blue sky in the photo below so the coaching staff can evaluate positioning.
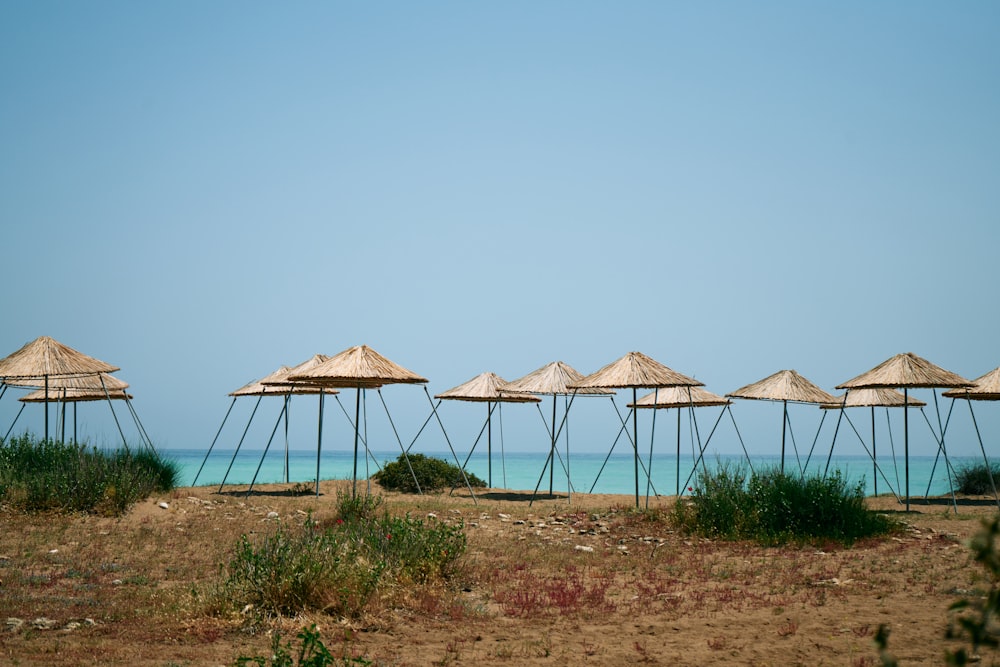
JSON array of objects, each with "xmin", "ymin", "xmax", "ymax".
[{"xmin": 1, "ymin": 2, "xmax": 998, "ymax": 463}]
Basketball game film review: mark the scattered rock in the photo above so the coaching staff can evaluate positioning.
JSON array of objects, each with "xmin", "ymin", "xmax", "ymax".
[
  {"xmin": 427, "ymin": 512, "xmax": 438, "ymax": 520},
  {"xmin": 157, "ymin": 502, "xmax": 169, "ymax": 510},
  {"xmin": 266, "ymin": 511, "xmax": 279, "ymax": 519},
  {"xmin": 574, "ymin": 545, "xmax": 595, "ymax": 553},
  {"xmin": 31, "ymin": 617, "xmax": 59, "ymax": 631},
  {"xmin": 6, "ymin": 618, "xmax": 24, "ymax": 632}
]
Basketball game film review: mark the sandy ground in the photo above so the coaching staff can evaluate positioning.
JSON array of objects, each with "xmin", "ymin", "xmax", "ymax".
[{"xmin": 3, "ymin": 481, "xmax": 999, "ymax": 666}]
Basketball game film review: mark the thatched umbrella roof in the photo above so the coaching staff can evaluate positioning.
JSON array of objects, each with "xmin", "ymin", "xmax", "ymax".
[
  {"xmin": 287, "ymin": 345, "xmax": 426, "ymax": 388},
  {"xmin": 727, "ymin": 370, "xmax": 836, "ymax": 404},
  {"xmin": 836, "ymin": 352, "xmax": 972, "ymax": 390},
  {"xmin": 4, "ymin": 372, "xmax": 128, "ymax": 391},
  {"xmin": 943, "ymin": 367, "xmax": 1000, "ymax": 401},
  {"xmin": 502, "ymin": 361, "xmax": 612, "ymax": 396},
  {"xmin": 261, "ymin": 355, "xmax": 330, "ymax": 386},
  {"xmin": 836, "ymin": 353, "xmax": 970, "ymax": 512},
  {"xmin": 230, "ymin": 366, "xmax": 336, "ymax": 397},
  {"xmin": 629, "ymin": 386, "xmax": 730, "ymax": 409},
  {"xmin": 571, "ymin": 351, "xmax": 703, "ymax": 390},
  {"xmin": 821, "ymin": 388, "xmax": 927, "ymax": 409},
  {"xmin": 20, "ymin": 387, "xmax": 132, "ymax": 403},
  {"xmin": 435, "ymin": 372, "xmax": 541, "ymax": 403},
  {"xmin": 0, "ymin": 336, "xmax": 118, "ymax": 379}
]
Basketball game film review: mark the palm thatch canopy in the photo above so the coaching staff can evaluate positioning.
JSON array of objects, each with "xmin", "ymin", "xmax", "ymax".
[
  {"xmin": 571, "ymin": 351, "xmax": 703, "ymax": 390},
  {"xmin": 4, "ymin": 372, "xmax": 128, "ymax": 391},
  {"xmin": 435, "ymin": 372, "xmax": 541, "ymax": 403},
  {"xmin": 502, "ymin": 361, "xmax": 612, "ymax": 396},
  {"xmin": 0, "ymin": 336, "xmax": 118, "ymax": 379},
  {"xmin": 287, "ymin": 345, "xmax": 426, "ymax": 388},
  {"xmin": 629, "ymin": 385, "xmax": 731, "ymax": 409},
  {"xmin": 943, "ymin": 367, "xmax": 1000, "ymax": 401},
  {"xmin": 260, "ymin": 354, "xmax": 330, "ymax": 386},
  {"xmin": 837, "ymin": 352, "xmax": 972, "ymax": 390},
  {"xmin": 820, "ymin": 388, "xmax": 927, "ymax": 410},
  {"xmin": 230, "ymin": 366, "xmax": 336, "ymax": 397},
  {"xmin": 727, "ymin": 369, "xmax": 836, "ymax": 405},
  {"xmin": 20, "ymin": 387, "xmax": 132, "ymax": 403}
]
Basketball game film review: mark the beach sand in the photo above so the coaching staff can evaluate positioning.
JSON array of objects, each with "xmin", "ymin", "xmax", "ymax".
[{"xmin": 2, "ymin": 480, "xmax": 997, "ymax": 665}]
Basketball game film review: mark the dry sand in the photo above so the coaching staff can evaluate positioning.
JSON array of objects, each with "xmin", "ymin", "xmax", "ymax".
[{"xmin": 2, "ymin": 481, "xmax": 998, "ymax": 665}]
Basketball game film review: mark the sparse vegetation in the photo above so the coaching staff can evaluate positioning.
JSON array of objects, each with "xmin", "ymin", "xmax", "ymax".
[
  {"xmin": 216, "ymin": 491, "xmax": 466, "ymax": 621},
  {"xmin": 671, "ymin": 462, "xmax": 897, "ymax": 545},
  {"xmin": 953, "ymin": 462, "xmax": 1000, "ymax": 496},
  {"xmin": 373, "ymin": 453, "xmax": 486, "ymax": 493},
  {"xmin": 0, "ymin": 433, "xmax": 178, "ymax": 515}
]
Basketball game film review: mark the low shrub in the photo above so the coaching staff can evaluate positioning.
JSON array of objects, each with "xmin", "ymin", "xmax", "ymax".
[
  {"xmin": 218, "ymin": 492, "xmax": 467, "ymax": 621},
  {"xmin": 234, "ymin": 624, "xmax": 368, "ymax": 666},
  {"xmin": 953, "ymin": 461, "xmax": 1000, "ymax": 495},
  {"xmin": 0, "ymin": 434, "xmax": 178, "ymax": 515},
  {"xmin": 672, "ymin": 463, "xmax": 896, "ymax": 545},
  {"xmin": 372, "ymin": 453, "xmax": 486, "ymax": 493}
]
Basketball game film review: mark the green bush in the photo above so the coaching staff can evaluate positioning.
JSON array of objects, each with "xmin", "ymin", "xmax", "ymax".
[
  {"xmin": 672, "ymin": 463, "xmax": 896, "ymax": 545},
  {"xmin": 372, "ymin": 453, "xmax": 485, "ymax": 493},
  {"xmin": 219, "ymin": 492, "xmax": 467, "ymax": 621},
  {"xmin": 953, "ymin": 462, "xmax": 1000, "ymax": 495},
  {"xmin": 0, "ymin": 434, "xmax": 178, "ymax": 515}
]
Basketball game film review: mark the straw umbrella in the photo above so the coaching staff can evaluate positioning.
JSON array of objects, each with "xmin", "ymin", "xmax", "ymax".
[
  {"xmin": 503, "ymin": 361, "xmax": 612, "ymax": 501},
  {"xmin": 726, "ymin": 370, "xmax": 836, "ymax": 474},
  {"xmin": 837, "ymin": 352, "xmax": 973, "ymax": 511},
  {"xmin": 16, "ymin": 379, "xmax": 133, "ymax": 445},
  {"xmin": 819, "ymin": 388, "xmax": 926, "ymax": 497},
  {"xmin": 434, "ymin": 372, "xmax": 540, "ymax": 487},
  {"xmin": 629, "ymin": 386, "xmax": 731, "ymax": 496},
  {"xmin": 200, "ymin": 364, "xmax": 338, "ymax": 490},
  {"xmin": 287, "ymin": 345, "xmax": 429, "ymax": 496},
  {"xmin": 0, "ymin": 336, "xmax": 119, "ymax": 441},
  {"xmin": 570, "ymin": 352, "xmax": 703, "ymax": 507},
  {"xmin": 941, "ymin": 367, "xmax": 1000, "ymax": 506}
]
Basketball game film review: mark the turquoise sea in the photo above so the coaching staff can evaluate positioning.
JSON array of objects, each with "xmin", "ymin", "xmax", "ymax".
[{"xmin": 163, "ymin": 445, "xmax": 978, "ymax": 500}]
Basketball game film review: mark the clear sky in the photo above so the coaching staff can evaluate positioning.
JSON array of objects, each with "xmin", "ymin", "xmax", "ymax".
[{"xmin": 2, "ymin": 2, "xmax": 998, "ymax": 462}]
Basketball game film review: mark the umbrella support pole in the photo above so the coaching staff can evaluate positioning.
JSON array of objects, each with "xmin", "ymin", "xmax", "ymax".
[
  {"xmin": 499, "ymin": 402, "xmax": 507, "ymax": 488},
  {"xmin": 676, "ymin": 407, "xmax": 682, "ymax": 496},
  {"xmin": 316, "ymin": 390, "xmax": 325, "ymax": 497},
  {"xmin": 332, "ymin": 395, "xmax": 375, "ymax": 461},
  {"xmin": 247, "ymin": 400, "xmax": 289, "ymax": 495},
  {"xmin": 3, "ymin": 403, "xmax": 27, "ymax": 444},
  {"xmin": 284, "ymin": 396, "xmax": 290, "ymax": 483},
  {"xmin": 805, "ymin": 410, "xmax": 831, "ymax": 475},
  {"xmin": 588, "ymin": 413, "xmax": 631, "ymax": 494},
  {"xmin": 352, "ymin": 390, "xmax": 361, "ymax": 497},
  {"xmin": 964, "ymin": 397, "xmax": 1000, "ymax": 510},
  {"xmin": 644, "ymin": 390, "xmax": 660, "ymax": 508},
  {"xmin": 376, "ymin": 389, "xmax": 422, "ymax": 495},
  {"xmin": 220, "ymin": 395, "xmax": 263, "ymax": 492},
  {"xmin": 680, "ymin": 405, "xmax": 735, "ymax": 495},
  {"xmin": 422, "ymin": 387, "xmax": 477, "ymax": 503},
  {"xmin": 193, "ymin": 398, "xmax": 237, "ymax": 486},
  {"xmin": 123, "ymin": 397, "xmax": 156, "ymax": 454},
  {"xmin": 917, "ymin": 406, "xmax": 959, "ymax": 513},
  {"xmin": 447, "ymin": 404, "xmax": 494, "ymax": 496},
  {"xmin": 922, "ymin": 400, "xmax": 959, "ymax": 502},
  {"xmin": 784, "ymin": 409, "xmax": 805, "ymax": 476},
  {"xmin": 100, "ymin": 376, "xmax": 130, "ymax": 452},
  {"xmin": 832, "ymin": 410, "xmax": 902, "ymax": 502}
]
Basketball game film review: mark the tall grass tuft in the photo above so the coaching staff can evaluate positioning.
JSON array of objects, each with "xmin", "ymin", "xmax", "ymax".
[
  {"xmin": 0, "ymin": 434, "xmax": 179, "ymax": 515},
  {"xmin": 218, "ymin": 491, "xmax": 467, "ymax": 621},
  {"xmin": 672, "ymin": 462, "xmax": 896, "ymax": 545},
  {"xmin": 953, "ymin": 462, "xmax": 1000, "ymax": 496}
]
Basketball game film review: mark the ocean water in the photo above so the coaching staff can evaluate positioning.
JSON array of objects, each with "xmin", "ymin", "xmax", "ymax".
[{"xmin": 162, "ymin": 445, "xmax": 976, "ymax": 499}]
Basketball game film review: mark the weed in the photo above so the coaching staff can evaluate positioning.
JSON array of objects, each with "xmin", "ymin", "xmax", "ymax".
[
  {"xmin": 234, "ymin": 624, "xmax": 369, "ymax": 666},
  {"xmin": 0, "ymin": 434, "xmax": 178, "ymax": 515},
  {"xmin": 219, "ymin": 495, "xmax": 466, "ymax": 621},
  {"xmin": 953, "ymin": 462, "xmax": 1000, "ymax": 496},
  {"xmin": 672, "ymin": 463, "xmax": 897, "ymax": 545}
]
